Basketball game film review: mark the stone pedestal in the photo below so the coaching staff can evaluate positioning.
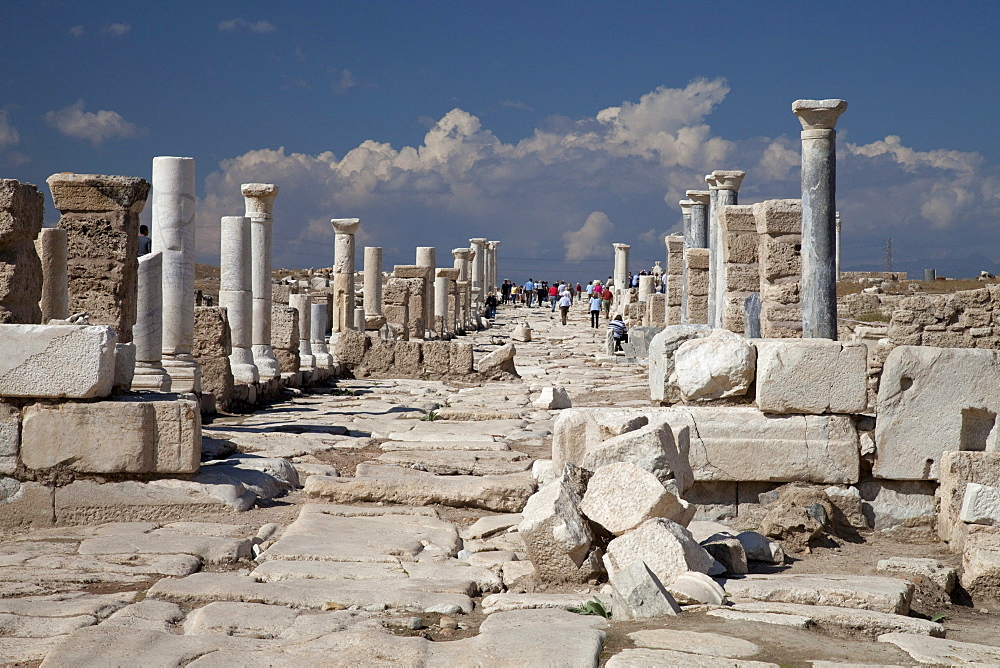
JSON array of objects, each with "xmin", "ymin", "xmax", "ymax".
[
  {"xmin": 638, "ymin": 275, "xmax": 656, "ymax": 302},
  {"xmin": 718, "ymin": 205, "xmax": 759, "ymax": 334},
  {"xmin": 35, "ymin": 227, "xmax": 67, "ymax": 323},
  {"xmin": 243, "ymin": 183, "xmax": 281, "ymax": 380},
  {"xmin": 48, "ymin": 173, "xmax": 148, "ymax": 339},
  {"xmin": 289, "ymin": 294, "xmax": 314, "ymax": 369},
  {"xmin": 219, "ymin": 215, "xmax": 258, "ymax": 385},
  {"xmin": 793, "ymin": 98, "xmax": 847, "ymax": 340},
  {"xmin": 685, "ymin": 248, "xmax": 710, "ymax": 324},
  {"xmin": 754, "ymin": 199, "xmax": 803, "ymax": 338},
  {"xmin": 311, "ymin": 302, "xmax": 331, "ymax": 367},
  {"xmin": 363, "ymin": 246, "xmax": 384, "ymax": 331},
  {"xmin": 333, "ymin": 218, "xmax": 360, "ymax": 331},
  {"xmin": 415, "ymin": 247, "xmax": 436, "ymax": 337},
  {"xmin": 706, "ymin": 170, "xmax": 745, "ymax": 328},
  {"xmin": 435, "ymin": 268, "xmax": 458, "ymax": 337},
  {"xmin": 132, "ymin": 252, "xmax": 170, "ymax": 391}
]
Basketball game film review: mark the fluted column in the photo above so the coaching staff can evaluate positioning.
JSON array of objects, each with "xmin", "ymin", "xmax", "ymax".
[
  {"xmin": 415, "ymin": 247, "xmax": 436, "ymax": 337},
  {"xmin": 219, "ymin": 215, "xmax": 258, "ymax": 384},
  {"xmin": 243, "ymin": 183, "xmax": 281, "ymax": 380},
  {"xmin": 706, "ymin": 171, "xmax": 744, "ymax": 328},
  {"xmin": 155, "ymin": 157, "xmax": 201, "ymax": 392},
  {"xmin": 131, "ymin": 251, "xmax": 170, "ymax": 391},
  {"xmin": 289, "ymin": 293, "xmax": 314, "ymax": 369},
  {"xmin": 794, "ymin": 98, "xmax": 847, "ymax": 339},
  {"xmin": 332, "ymin": 218, "xmax": 360, "ymax": 331}
]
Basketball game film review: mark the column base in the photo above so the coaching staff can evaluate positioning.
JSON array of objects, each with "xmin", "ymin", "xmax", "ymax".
[
  {"xmin": 313, "ymin": 352, "xmax": 333, "ymax": 368},
  {"xmin": 131, "ymin": 362, "xmax": 171, "ymax": 392},
  {"xmin": 300, "ymin": 353, "xmax": 316, "ymax": 370},
  {"xmin": 162, "ymin": 354, "xmax": 202, "ymax": 394},
  {"xmin": 252, "ymin": 344, "xmax": 282, "ymax": 380},
  {"xmin": 364, "ymin": 314, "xmax": 387, "ymax": 331}
]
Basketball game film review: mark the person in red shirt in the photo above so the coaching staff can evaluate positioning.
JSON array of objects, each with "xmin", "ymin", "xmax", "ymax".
[{"xmin": 548, "ymin": 283, "xmax": 559, "ymax": 312}]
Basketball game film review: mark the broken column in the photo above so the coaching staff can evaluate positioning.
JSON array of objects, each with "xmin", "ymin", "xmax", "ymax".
[
  {"xmin": 289, "ymin": 293, "xmax": 314, "ymax": 369},
  {"xmin": 243, "ymin": 183, "xmax": 281, "ymax": 381},
  {"xmin": 218, "ymin": 215, "xmax": 258, "ymax": 385},
  {"xmin": 665, "ymin": 234, "xmax": 684, "ymax": 325},
  {"xmin": 35, "ymin": 227, "xmax": 68, "ymax": 323},
  {"xmin": 685, "ymin": 248, "xmax": 709, "ymax": 324},
  {"xmin": 613, "ymin": 243, "xmax": 630, "ymax": 293},
  {"xmin": 469, "ymin": 237, "xmax": 486, "ymax": 309},
  {"xmin": 132, "ymin": 252, "xmax": 170, "ymax": 391},
  {"xmin": 332, "ymin": 218, "xmax": 360, "ymax": 331},
  {"xmin": 754, "ymin": 199, "xmax": 803, "ymax": 338},
  {"xmin": 363, "ymin": 246, "xmax": 385, "ymax": 331},
  {"xmin": 311, "ymin": 301, "xmax": 331, "ymax": 367},
  {"xmin": 0, "ymin": 180, "xmax": 43, "ymax": 324},
  {"xmin": 453, "ymin": 248, "xmax": 473, "ymax": 332},
  {"xmin": 707, "ymin": 170, "xmax": 745, "ymax": 328},
  {"xmin": 793, "ymin": 98, "xmax": 847, "ymax": 339},
  {"xmin": 435, "ymin": 268, "xmax": 458, "ymax": 338},
  {"xmin": 718, "ymin": 204, "xmax": 759, "ymax": 334},
  {"xmin": 415, "ymin": 247, "xmax": 436, "ymax": 337},
  {"xmin": 638, "ymin": 275, "xmax": 656, "ymax": 302}
]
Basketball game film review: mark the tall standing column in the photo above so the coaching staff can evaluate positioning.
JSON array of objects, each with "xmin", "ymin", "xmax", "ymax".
[
  {"xmin": 311, "ymin": 301, "xmax": 331, "ymax": 367},
  {"xmin": 452, "ymin": 248, "xmax": 473, "ymax": 332},
  {"xmin": 289, "ymin": 294, "xmax": 314, "ymax": 369},
  {"xmin": 794, "ymin": 99, "xmax": 847, "ymax": 340},
  {"xmin": 469, "ymin": 237, "xmax": 486, "ymax": 307},
  {"xmin": 332, "ymin": 218, "xmax": 360, "ymax": 331},
  {"xmin": 35, "ymin": 228, "xmax": 68, "ymax": 323},
  {"xmin": 679, "ymin": 200, "xmax": 694, "ymax": 252},
  {"xmin": 132, "ymin": 252, "xmax": 170, "ymax": 391},
  {"xmin": 686, "ymin": 190, "xmax": 711, "ymax": 249},
  {"xmin": 154, "ymin": 157, "xmax": 201, "ymax": 393},
  {"xmin": 219, "ymin": 215, "xmax": 258, "ymax": 384},
  {"xmin": 612, "ymin": 243, "xmax": 630, "ymax": 314},
  {"xmin": 363, "ymin": 246, "xmax": 385, "ymax": 331},
  {"xmin": 243, "ymin": 183, "xmax": 281, "ymax": 381},
  {"xmin": 707, "ymin": 170, "xmax": 745, "ymax": 328},
  {"xmin": 486, "ymin": 241, "xmax": 500, "ymax": 293},
  {"xmin": 434, "ymin": 268, "xmax": 458, "ymax": 338},
  {"xmin": 415, "ymin": 247, "xmax": 436, "ymax": 337}
]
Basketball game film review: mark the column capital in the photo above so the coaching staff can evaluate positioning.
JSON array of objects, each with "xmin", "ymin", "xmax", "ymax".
[
  {"xmin": 792, "ymin": 99, "xmax": 847, "ymax": 131},
  {"xmin": 704, "ymin": 174, "xmax": 718, "ymax": 189},
  {"xmin": 679, "ymin": 199, "xmax": 695, "ymax": 212},
  {"xmin": 331, "ymin": 217, "xmax": 360, "ymax": 235},
  {"xmin": 469, "ymin": 237, "xmax": 487, "ymax": 247},
  {"xmin": 613, "ymin": 243, "xmax": 631, "ymax": 251},
  {"xmin": 486, "ymin": 240, "xmax": 500, "ymax": 249},
  {"xmin": 710, "ymin": 170, "xmax": 745, "ymax": 191},
  {"xmin": 686, "ymin": 190, "xmax": 711, "ymax": 206},
  {"xmin": 436, "ymin": 267, "xmax": 460, "ymax": 280},
  {"xmin": 241, "ymin": 183, "xmax": 279, "ymax": 220},
  {"xmin": 452, "ymin": 248, "xmax": 473, "ymax": 260},
  {"xmin": 48, "ymin": 173, "xmax": 150, "ymax": 213}
]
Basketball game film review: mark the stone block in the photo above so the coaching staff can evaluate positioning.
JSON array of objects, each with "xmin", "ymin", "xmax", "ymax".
[
  {"xmin": 551, "ymin": 408, "xmax": 649, "ymax": 472},
  {"xmin": 193, "ymin": 307, "xmax": 233, "ymax": 411},
  {"xmin": 754, "ymin": 339, "xmax": 867, "ymax": 414},
  {"xmin": 394, "ymin": 341, "xmax": 422, "ymax": 373},
  {"xmin": 449, "ymin": 343, "xmax": 474, "ymax": 374},
  {"xmin": 939, "ymin": 452, "xmax": 1000, "ymax": 547},
  {"xmin": 581, "ymin": 423, "xmax": 693, "ymax": 495},
  {"xmin": 580, "ymin": 462, "xmax": 693, "ymax": 535},
  {"xmin": 331, "ymin": 330, "xmax": 369, "ymax": 368},
  {"xmin": 876, "ymin": 346, "xmax": 1000, "ymax": 480},
  {"xmin": 0, "ymin": 477, "xmax": 54, "ymax": 529},
  {"xmin": 858, "ymin": 480, "xmax": 936, "ymax": 532},
  {"xmin": 604, "ymin": 518, "xmax": 715, "ymax": 588},
  {"xmin": 753, "ymin": 199, "xmax": 801, "ymax": 235},
  {"xmin": 478, "ymin": 342, "xmax": 518, "ymax": 379},
  {"xmin": 0, "ymin": 181, "xmax": 43, "ymax": 324},
  {"xmin": 0, "ymin": 324, "xmax": 116, "ymax": 398},
  {"xmin": 673, "ymin": 329, "xmax": 755, "ymax": 401},
  {"xmin": 382, "ymin": 280, "xmax": 409, "ymax": 305},
  {"xmin": 20, "ymin": 397, "xmax": 200, "ymax": 474},
  {"xmin": 517, "ymin": 476, "xmax": 600, "ymax": 584},
  {"xmin": 393, "ymin": 265, "xmax": 429, "ymax": 280},
  {"xmin": 648, "ymin": 325, "xmax": 711, "ymax": 404},
  {"xmin": 0, "ymin": 400, "xmax": 19, "ymax": 475},
  {"xmin": 364, "ymin": 337, "xmax": 395, "ymax": 373},
  {"xmin": 53, "ymin": 479, "xmax": 242, "ymax": 525},
  {"xmin": 686, "ymin": 268, "xmax": 709, "ymax": 294},
  {"xmin": 684, "ymin": 248, "xmax": 709, "ymax": 271},
  {"xmin": 422, "ymin": 341, "xmax": 450, "ymax": 374},
  {"xmin": 607, "ymin": 560, "xmax": 681, "ymax": 620},
  {"xmin": 270, "ymin": 305, "xmax": 298, "ymax": 350},
  {"xmin": 961, "ymin": 482, "xmax": 1000, "ymax": 525},
  {"xmin": 533, "ymin": 386, "xmax": 571, "ymax": 410}
]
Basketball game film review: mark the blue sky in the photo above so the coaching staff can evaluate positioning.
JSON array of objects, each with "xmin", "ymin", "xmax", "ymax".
[{"xmin": 2, "ymin": 0, "xmax": 998, "ymax": 282}]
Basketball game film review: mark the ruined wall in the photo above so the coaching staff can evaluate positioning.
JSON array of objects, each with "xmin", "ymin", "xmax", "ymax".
[
  {"xmin": 754, "ymin": 199, "xmax": 802, "ymax": 339},
  {"xmin": 0, "ymin": 180, "xmax": 44, "ymax": 324},
  {"xmin": 718, "ymin": 205, "xmax": 758, "ymax": 334},
  {"xmin": 684, "ymin": 248, "xmax": 709, "ymax": 324},
  {"xmin": 330, "ymin": 331, "xmax": 474, "ymax": 378},
  {"xmin": 193, "ymin": 306, "xmax": 234, "ymax": 412},
  {"xmin": 271, "ymin": 304, "xmax": 299, "ymax": 372},
  {"xmin": 665, "ymin": 235, "xmax": 684, "ymax": 325},
  {"xmin": 885, "ymin": 287, "xmax": 1000, "ymax": 350}
]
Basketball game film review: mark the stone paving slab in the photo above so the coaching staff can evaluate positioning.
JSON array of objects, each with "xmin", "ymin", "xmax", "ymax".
[
  {"xmin": 723, "ymin": 574, "xmax": 913, "ymax": 615},
  {"xmin": 250, "ymin": 560, "xmax": 482, "ymax": 596},
  {"xmin": 77, "ymin": 532, "xmax": 252, "ymax": 565},
  {"xmin": 878, "ymin": 631, "xmax": 1000, "ymax": 665},
  {"xmin": 378, "ymin": 440, "xmax": 511, "ymax": 452},
  {"xmin": 377, "ymin": 449, "xmax": 531, "ymax": 475},
  {"xmin": 719, "ymin": 601, "xmax": 943, "ymax": 637},
  {"xmin": 607, "ymin": 648, "xmax": 777, "ymax": 667},
  {"xmin": 480, "ymin": 592, "xmax": 611, "ymax": 615}
]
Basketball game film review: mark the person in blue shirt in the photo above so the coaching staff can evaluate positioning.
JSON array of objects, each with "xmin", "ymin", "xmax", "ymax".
[
  {"xmin": 523, "ymin": 279, "xmax": 535, "ymax": 306},
  {"xmin": 589, "ymin": 291, "xmax": 602, "ymax": 328}
]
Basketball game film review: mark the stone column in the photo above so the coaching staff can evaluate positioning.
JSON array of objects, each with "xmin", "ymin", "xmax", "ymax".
[
  {"xmin": 638, "ymin": 275, "xmax": 656, "ymax": 302},
  {"xmin": 311, "ymin": 301, "xmax": 331, "ymax": 367},
  {"xmin": 35, "ymin": 227, "xmax": 68, "ymax": 323},
  {"xmin": 686, "ymin": 190, "xmax": 711, "ymax": 249},
  {"xmin": 835, "ymin": 212, "xmax": 842, "ymax": 281},
  {"xmin": 219, "ymin": 215, "xmax": 258, "ymax": 385},
  {"xmin": 363, "ymin": 246, "xmax": 385, "ymax": 331},
  {"xmin": 415, "ymin": 247, "xmax": 436, "ymax": 337},
  {"xmin": 332, "ymin": 218, "xmax": 360, "ymax": 330},
  {"xmin": 453, "ymin": 247, "xmax": 473, "ymax": 332},
  {"xmin": 469, "ymin": 238, "xmax": 486, "ymax": 325},
  {"xmin": 289, "ymin": 293, "xmax": 314, "ymax": 369},
  {"xmin": 434, "ymin": 268, "xmax": 458, "ymax": 338},
  {"xmin": 613, "ymin": 243, "xmax": 630, "ymax": 313},
  {"xmin": 707, "ymin": 171, "xmax": 745, "ymax": 328},
  {"xmin": 243, "ymin": 183, "xmax": 281, "ymax": 381},
  {"xmin": 679, "ymin": 199, "xmax": 694, "ymax": 252},
  {"xmin": 487, "ymin": 241, "xmax": 500, "ymax": 293},
  {"xmin": 794, "ymin": 99, "xmax": 847, "ymax": 340},
  {"xmin": 131, "ymin": 251, "xmax": 170, "ymax": 391}
]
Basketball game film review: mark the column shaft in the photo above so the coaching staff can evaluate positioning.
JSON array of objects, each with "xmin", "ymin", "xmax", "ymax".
[
  {"xmin": 219, "ymin": 215, "xmax": 257, "ymax": 384},
  {"xmin": 132, "ymin": 251, "xmax": 170, "ymax": 391},
  {"xmin": 244, "ymin": 183, "xmax": 281, "ymax": 380},
  {"xmin": 36, "ymin": 228, "xmax": 68, "ymax": 323}
]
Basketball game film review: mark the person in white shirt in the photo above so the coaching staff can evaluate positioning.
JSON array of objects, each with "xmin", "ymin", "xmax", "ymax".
[{"xmin": 557, "ymin": 290, "xmax": 572, "ymax": 325}]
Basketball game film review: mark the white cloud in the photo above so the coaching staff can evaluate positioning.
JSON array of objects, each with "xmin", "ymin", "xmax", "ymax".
[
  {"xmin": 563, "ymin": 212, "xmax": 614, "ymax": 261},
  {"xmin": 44, "ymin": 99, "xmax": 144, "ymax": 146},
  {"xmin": 335, "ymin": 69, "xmax": 356, "ymax": 92},
  {"xmin": 0, "ymin": 109, "xmax": 20, "ymax": 151},
  {"xmin": 849, "ymin": 135, "xmax": 981, "ymax": 173},
  {"xmin": 219, "ymin": 18, "xmax": 275, "ymax": 34},
  {"xmin": 104, "ymin": 23, "xmax": 130, "ymax": 36},
  {"xmin": 69, "ymin": 25, "xmax": 84, "ymax": 37}
]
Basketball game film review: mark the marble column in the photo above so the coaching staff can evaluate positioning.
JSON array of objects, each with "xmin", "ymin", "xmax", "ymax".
[
  {"xmin": 638, "ymin": 275, "xmax": 656, "ymax": 302},
  {"xmin": 332, "ymin": 218, "xmax": 360, "ymax": 330},
  {"xmin": 685, "ymin": 190, "xmax": 711, "ymax": 249},
  {"xmin": 289, "ymin": 293, "xmax": 314, "ymax": 369},
  {"xmin": 363, "ymin": 246, "xmax": 385, "ymax": 331},
  {"xmin": 243, "ymin": 183, "xmax": 281, "ymax": 381},
  {"xmin": 835, "ymin": 212, "xmax": 842, "ymax": 282},
  {"xmin": 35, "ymin": 228, "xmax": 68, "ymax": 323},
  {"xmin": 679, "ymin": 199, "xmax": 694, "ymax": 250},
  {"xmin": 613, "ymin": 243, "xmax": 630, "ymax": 312},
  {"xmin": 154, "ymin": 157, "xmax": 201, "ymax": 393},
  {"xmin": 311, "ymin": 301, "xmax": 331, "ymax": 367},
  {"xmin": 469, "ymin": 238, "xmax": 486, "ymax": 310},
  {"xmin": 415, "ymin": 247, "xmax": 436, "ymax": 337},
  {"xmin": 706, "ymin": 170, "xmax": 745, "ymax": 328},
  {"xmin": 219, "ymin": 215, "xmax": 258, "ymax": 384},
  {"xmin": 434, "ymin": 267, "xmax": 459, "ymax": 338},
  {"xmin": 452, "ymin": 248, "xmax": 473, "ymax": 332},
  {"xmin": 794, "ymin": 99, "xmax": 847, "ymax": 339},
  {"xmin": 485, "ymin": 241, "xmax": 499, "ymax": 294},
  {"xmin": 131, "ymin": 251, "xmax": 170, "ymax": 391}
]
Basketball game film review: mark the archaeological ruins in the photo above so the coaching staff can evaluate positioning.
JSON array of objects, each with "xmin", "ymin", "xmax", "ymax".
[{"xmin": 0, "ymin": 98, "xmax": 999, "ymax": 665}]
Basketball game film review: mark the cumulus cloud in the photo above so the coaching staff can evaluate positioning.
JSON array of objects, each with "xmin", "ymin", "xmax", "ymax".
[
  {"xmin": 69, "ymin": 25, "xmax": 84, "ymax": 37},
  {"xmin": 193, "ymin": 78, "xmax": 1000, "ymax": 277},
  {"xmin": 219, "ymin": 18, "xmax": 275, "ymax": 34},
  {"xmin": 563, "ymin": 212, "xmax": 614, "ymax": 261},
  {"xmin": 44, "ymin": 99, "xmax": 145, "ymax": 146},
  {"xmin": 104, "ymin": 23, "xmax": 130, "ymax": 36}
]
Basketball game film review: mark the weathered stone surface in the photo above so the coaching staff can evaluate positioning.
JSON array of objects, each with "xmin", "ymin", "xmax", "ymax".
[
  {"xmin": 551, "ymin": 408, "xmax": 648, "ymax": 472},
  {"xmin": 629, "ymin": 629, "xmax": 760, "ymax": 658},
  {"xmin": 0, "ymin": 180, "xmax": 44, "ymax": 324},
  {"xmin": 52, "ymin": 479, "xmax": 245, "ymax": 525},
  {"xmin": 648, "ymin": 325, "xmax": 711, "ymax": 403},
  {"xmin": 759, "ymin": 485, "xmax": 835, "ymax": 552},
  {"xmin": 701, "ymin": 536, "xmax": 747, "ymax": 575},
  {"xmin": 673, "ymin": 329, "xmax": 755, "ymax": 401},
  {"xmin": 193, "ymin": 306, "xmax": 233, "ymax": 411},
  {"xmin": 580, "ymin": 462, "xmax": 693, "ymax": 535},
  {"xmin": 725, "ymin": 574, "xmax": 913, "ymax": 615},
  {"xmin": 0, "ymin": 324, "xmax": 116, "ymax": 398},
  {"xmin": 580, "ymin": 423, "xmax": 693, "ymax": 495},
  {"xmin": 271, "ymin": 305, "xmax": 299, "ymax": 372},
  {"xmin": 78, "ymin": 531, "xmax": 251, "ymax": 564},
  {"xmin": 463, "ymin": 514, "xmax": 522, "ymax": 540},
  {"xmin": 479, "ymin": 592, "xmax": 610, "ymax": 615},
  {"xmin": 938, "ymin": 451, "xmax": 1000, "ymax": 547},
  {"xmin": 876, "ymin": 557, "xmax": 956, "ymax": 593},
  {"xmin": 532, "ymin": 386, "xmax": 571, "ymax": 410},
  {"xmin": 518, "ymin": 475, "xmax": 599, "ymax": 583},
  {"xmin": 876, "ymin": 345, "xmax": 1000, "ymax": 480},
  {"xmin": 604, "ymin": 519, "xmax": 714, "ymax": 588},
  {"xmin": 878, "ymin": 632, "xmax": 1000, "ymax": 665},
  {"xmin": 378, "ymin": 449, "xmax": 532, "ymax": 476},
  {"xmin": 608, "ymin": 560, "xmax": 681, "ymax": 619},
  {"xmin": 101, "ymin": 600, "xmax": 185, "ymax": 632},
  {"xmin": 706, "ymin": 607, "xmax": 812, "ymax": 628},
  {"xmin": 960, "ymin": 482, "xmax": 1000, "ymax": 525},
  {"xmin": 754, "ymin": 339, "xmax": 868, "ymax": 414},
  {"xmin": 21, "ymin": 397, "xmax": 200, "ymax": 474},
  {"xmin": 305, "ymin": 465, "xmax": 534, "ymax": 513},
  {"xmin": 607, "ymin": 648, "xmax": 775, "ymax": 667},
  {"xmin": 478, "ymin": 342, "xmax": 518, "ymax": 379},
  {"xmin": 725, "ymin": 601, "xmax": 944, "ymax": 638},
  {"xmin": 0, "ymin": 478, "xmax": 54, "ymax": 529},
  {"xmin": 858, "ymin": 480, "xmax": 936, "ymax": 532},
  {"xmin": 665, "ymin": 570, "xmax": 726, "ymax": 605}
]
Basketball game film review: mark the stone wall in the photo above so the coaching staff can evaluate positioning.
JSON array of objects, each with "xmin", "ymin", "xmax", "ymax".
[
  {"xmin": 684, "ymin": 248, "xmax": 709, "ymax": 324},
  {"xmin": 271, "ymin": 304, "xmax": 299, "ymax": 372},
  {"xmin": 718, "ymin": 205, "xmax": 758, "ymax": 334},
  {"xmin": 0, "ymin": 180, "xmax": 44, "ymax": 324},
  {"xmin": 754, "ymin": 199, "xmax": 802, "ymax": 339},
  {"xmin": 884, "ymin": 286, "xmax": 1000, "ymax": 350},
  {"xmin": 382, "ymin": 277, "xmax": 410, "ymax": 340},
  {"xmin": 665, "ymin": 235, "xmax": 684, "ymax": 325},
  {"xmin": 331, "ymin": 331, "xmax": 475, "ymax": 378},
  {"xmin": 193, "ymin": 306, "xmax": 234, "ymax": 412}
]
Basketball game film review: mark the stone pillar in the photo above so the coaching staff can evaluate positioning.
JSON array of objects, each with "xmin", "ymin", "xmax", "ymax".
[
  {"xmin": 289, "ymin": 293, "xmax": 314, "ymax": 369},
  {"xmin": 707, "ymin": 171, "xmax": 745, "ymax": 328},
  {"xmin": 679, "ymin": 199, "xmax": 694, "ymax": 252},
  {"xmin": 469, "ymin": 238, "xmax": 486, "ymax": 306},
  {"xmin": 131, "ymin": 251, "xmax": 170, "ymax": 391},
  {"xmin": 415, "ymin": 247, "xmax": 436, "ymax": 337},
  {"xmin": 638, "ymin": 275, "xmax": 656, "ymax": 302},
  {"xmin": 394, "ymin": 265, "xmax": 428, "ymax": 339},
  {"xmin": 453, "ymin": 248, "xmax": 473, "ymax": 332},
  {"xmin": 48, "ymin": 173, "xmax": 148, "ymax": 338},
  {"xmin": 332, "ymin": 218, "xmax": 360, "ymax": 331},
  {"xmin": 434, "ymin": 268, "xmax": 457, "ymax": 337},
  {"xmin": 613, "ymin": 243, "xmax": 630, "ymax": 293},
  {"xmin": 686, "ymin": 190, "xmax": 711, "ymax": 249},
  {"xmin": 243, "ymin": 183, "xmax": 281, "ymax": 381},
  {"xmin": 718, "ymin": 204, "xmax": 759, "ymax": 333},
  {"xmin": 487, "ymin": 241, "xmax": 500, "ymax": 293},
  {"xmin": 754, "ymin": 199, "xmax": 803, "ymax": 338},
  {"xmin": 363, "ymin": 246, "xmax": 385, "ymax": 331},
  {"xmin": 684, "ymin": 248, "xmax": 709, "ymax": 324},
  {"xmin": 35, "ymin": 227, "xmax": 68, "ymax": 323},
  {"xmin": 311, "ymin": 301, "xmax": 331, "ymax": 367},
  {"xmin": 794, "ymin": 99, "xmax": 846, "ymax": 339},
  {"xmin": 665, "ymin": 234, "xmax": 684, "ymax": 325},
  {"xmin": 219, "ymin": 215, "xmax": 258, "ymax": 385}
]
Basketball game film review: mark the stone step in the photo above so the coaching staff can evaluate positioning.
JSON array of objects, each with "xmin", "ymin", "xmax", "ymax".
[{"xmin": 723, "ymin": 574, "xmax": 913, "ymax": 615}]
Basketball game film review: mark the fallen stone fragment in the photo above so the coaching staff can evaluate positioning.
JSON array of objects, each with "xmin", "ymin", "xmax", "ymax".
[
  {"xmin": 604, "ymin": 519, "xmax": 715, "ymax": 589},
  {"xmin": 648, "ymin": 325, "xmax": 712, "ymax": 404},
  {"xmin": 480, "ymin": 592, "xmax": 611, "ymax": 615},
  {"xmin": 724, "ymin": 574, "xmax": 913, "ymax": 615},
  {"xmin": 722, "ymin": 601, "xmax": 944, "ymax": 638},
  {"xmin": 581, "ymin": 423, "xmax": 693, "ymax": 494},
  {"xmin": 532, "ymin": 386, "xmax": 571, "ymax": 410},
  {"xmin": 607, "ymin": 648, "xmax": 777, "ymax": 667},
  {"xmin": 673, "ymin": 329, "xmax": 756, "ymax": 401},
  {"xmin": 666, "ymin": 571, "xmax": 726, "ymax": 605},
  {"xmin": 960, "ymin": 482, "xmax": 1000, "ymax": 525},
  {"xmin": 878, "ymin": 632, "xmax": 1000, "ymax": 665},
  {"xmin": 532, "ymin": 459, "xmax": 557, "ymax": 486},
  {"xmin": 628, "ymin": 629, "xmax": 760, "ymax": 658},
  {"xmin": 858, "ymin": 480, "xmax": 937, "ymax": 533},
  {"xmin": 551, "ymin": 408, "xmax": 649, "ymax": 472},
  {"xmin": 937, "ymin": 451, "xmax": 1000, "ymax": 547},
  {"xmin": 478, "ymin": 342, "xmax": 518, "ymax": 379},
  {"xmin": 962, "ymin": 542, "xmax": 1000, "ymax": 593},
  {"xmin": 580, "ymin": 462, "xmax": 693, "ymax": 535},
  {"xmin": 701, "ymin": 537, "xmax": 748, "ymax": 575},
  {"xmin": 377, "ymin": 449, "xmax": 531, "ymax": 476},
  {"xmin": 501, "ymin": 561, "xmax": 535, "ymax": 587},
  {"xmin": 607, "ymin": 560, "xmax": 681, "ymax": 620},
  {"xmin": 876, "ymin": 557, "xmax": 956, "ymax": 593},
  {"xmin": 304, "ymin": 465, "xmax": 535, "ymax": 513},
  {"xmin": 759, "ymin": 484, "xmax": 835, "ymax": 552},
  {"xmin": 518, "ymin": 475, "xmax": 600, "ymax": 584},
  {"xmin": 462, "ymin": 514, "xmax": 523, "ymax": 540}
]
